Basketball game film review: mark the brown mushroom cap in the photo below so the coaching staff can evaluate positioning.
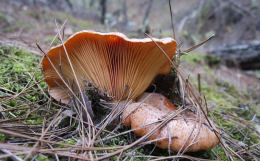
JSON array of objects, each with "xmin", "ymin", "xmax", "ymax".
[
  {"xmin": 42, "ymin": 31, "xmax": 177, "ymax": 103},
  {"xmin": 122, "ymin": 93, "xmax": 220, "ymax": 152}
]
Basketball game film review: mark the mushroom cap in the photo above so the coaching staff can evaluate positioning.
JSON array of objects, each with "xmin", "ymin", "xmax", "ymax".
[
  {"xmin": 137, "ymin": 92, "xmax": 177, "ymax": 111},
  {"xmin": 122, "ymin": 93, "xmax": 220, "ymax": 152},
  {"xmin": 42, "ymin": 31, "xmax": 177, "ymax": 103}
]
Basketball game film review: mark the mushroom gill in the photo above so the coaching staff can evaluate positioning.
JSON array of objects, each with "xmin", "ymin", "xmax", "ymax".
[
  {"xmin": 42, "ymin": 31, "xmax": 177, "ymax": 103},
  {"xmin": 122, "ymin": 93, "xmax": 220, "ymax": 152}
]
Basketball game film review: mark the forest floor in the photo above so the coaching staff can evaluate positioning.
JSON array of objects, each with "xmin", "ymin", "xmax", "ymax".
[{"xmin": 0, "ymin": 1, "xmax": 259, "ymax": 160}]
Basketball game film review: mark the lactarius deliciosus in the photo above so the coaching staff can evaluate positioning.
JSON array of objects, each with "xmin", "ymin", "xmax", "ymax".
[
  {"xmin": 42, "ymin": 31, "xmax": 177, "ymax": 103},
  {"xmin": 122, "ymin": 93, "xmax": 220, "ymax": 152},
  {"xmin": 42, "ymin": 31, "xmax": 219, "ymax": 152}
]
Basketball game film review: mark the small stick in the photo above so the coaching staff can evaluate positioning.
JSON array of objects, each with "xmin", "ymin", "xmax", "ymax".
[
  {"xmin": 197, "ymin": 73, "xmax": 201, "ymax": 94},
  {"xmin": 0, "ymin": 149, "xmax": 23, "ymax": 161},
  {"xmin": 204, "ymin": 96, "xmax": 209, "ymax": 116},
  {"xmin": 168, "ymin": 0, "xmax": 176, "ymax": 40}
]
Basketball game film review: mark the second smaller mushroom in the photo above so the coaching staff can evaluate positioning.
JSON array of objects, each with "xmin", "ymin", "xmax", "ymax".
[{"xmin": 122, "ymin": 93, "xmax": 220, "ymax": 152}]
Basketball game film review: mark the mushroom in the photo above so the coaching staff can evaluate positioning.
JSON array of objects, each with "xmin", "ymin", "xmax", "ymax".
[
  {"xmin": 42, "ymin": 31, "xmax": 177, "ymax": 103},
  {"xmin": 42, "ymin": 31, "xmax": 219, "ymax": 152},
  {"xmin": 122, "ymin": 93, "xmax": 220, "ymax": 152}
]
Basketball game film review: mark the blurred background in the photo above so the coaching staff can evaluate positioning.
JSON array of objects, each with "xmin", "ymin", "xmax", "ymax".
[
  {"xmin": 0, "ymin": 1, "xmax": 259, "ymax": 160},
  {"xmin": 1, "ymin": 0, "xmax": 260, "ymax": 49}
]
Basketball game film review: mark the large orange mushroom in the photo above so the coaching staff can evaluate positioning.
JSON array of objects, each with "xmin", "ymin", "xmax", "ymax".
[
  {"xmin": 42, "ymin": 30, "xmax": 219, "ymax": 152},
  {"xmin": 42, "ymin": 31, "xmax": 177, "ymax": 103}
]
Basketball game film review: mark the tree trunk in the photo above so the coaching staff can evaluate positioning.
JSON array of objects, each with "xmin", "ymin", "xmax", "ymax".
[
  {"xmin": 142, "ymin": 0, "xmax": 153, "ymax": 28},
  {"xmin": 65, "ymin": 0, "xmax": 73, "ymax": 11},
  {"xmin": 82, "ymin": 0, "xmax": 86, "ymax": 11},
  {"xmin": 100, "ymin": 0, "xmax": 107, "ymax": 24},
  {"xmin": 122, "ymin": 0, "xmax": 128, "ymax": 25},
  {"xmin": 89, "ymin": 0, "xmax": 95, "ymax": 7}
]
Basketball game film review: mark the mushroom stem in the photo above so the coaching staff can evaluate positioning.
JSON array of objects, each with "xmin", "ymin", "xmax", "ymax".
[{"xmin": 121, "ymin": 93, "xmax": 219, "ymax": 152}]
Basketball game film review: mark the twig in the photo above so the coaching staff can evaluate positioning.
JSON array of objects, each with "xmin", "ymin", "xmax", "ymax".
[
  {"xmin": 168, "ymin": 0, "xmax": 176, "ymax": 40},
  {"xmin": 0, "ymin": 149, "xmax": 23, "ymax": 161},
  {"xmin": 197, "ymin": 73, "xmax": 201, "ymax": 94}
]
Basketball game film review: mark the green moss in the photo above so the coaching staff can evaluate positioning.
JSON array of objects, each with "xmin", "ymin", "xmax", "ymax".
[
  {"xmin": 0, "ymin": 133, "xmax": 6, "ymax": 142},
  {"xmin": 0, "ymin": 13, "xmax": 8, "ymax": 23},
  {"xmin": 0, "ymin": 45, "xmax": 48, "ymax": 122},
  {"xmin": 201, "ymin": 81, "xmax": 240, "ymax": 107},
  {"xmin": 205, "ymin": 54, "xmax": 221, "ymax": 67},
  {"xmin": 7, "ymin": 99, "xmax": 18, "ymax": 107},
  {"xmin": 36, "ymin": 155, "xmax": 51, "ymax": 161},
  {"xmin": 65, "ymin": 138, "xmax": 77, "ymax": 145},
  {"xmin": 181, "ymin": 52, "xmax": 206, "ymax": 65},
  {"xmin": 211, "ymin": 146, "xmax": 229, "ymax": 160},
  {"xmin": 25, "ymin": 118, "xmax": 43, "ymax": 124},
  {"xmin": 0, "ymin": 46, "xmax": 43, "ymax": 92}
]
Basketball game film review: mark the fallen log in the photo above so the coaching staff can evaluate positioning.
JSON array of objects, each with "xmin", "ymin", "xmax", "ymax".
[{"xmin": 209, "ymin": 40, "xmax": 260, "ymax": 70}]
